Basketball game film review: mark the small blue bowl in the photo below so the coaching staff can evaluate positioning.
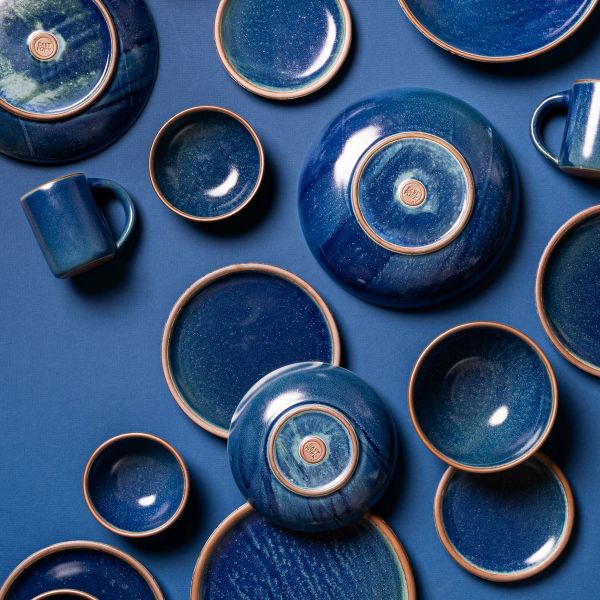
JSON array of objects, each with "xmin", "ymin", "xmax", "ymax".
[
  {"xmin": 409, "ymin": 322, "xmax": 557, "ymax": 473},
  {"xmin": 149, "ymin": 107, "xmax": 264, "ymax": 221},
  {"xmin": 435, "ymin": 454, "xmax": 574, "ymax": 582},
  {"xmin": 228, "ymin": 363, "xmax": 397, "ymax": 532},
  {"xmin": 83, "ymin": 433, "xmax": 189, "ymax": 538}
]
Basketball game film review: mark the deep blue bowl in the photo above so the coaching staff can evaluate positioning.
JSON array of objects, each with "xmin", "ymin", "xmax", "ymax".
[
  {"xmin": 191, "ymin": 504, "xmax": 416, "ymax": 599},
  {"xmin": 0, "ymin": 541, "xmax": 164, "ymax": 599},
  {"xmin": 299, "ymin": 88, "xmax": 519, "ymax": 309},
  {"xmin": 435, "ymin": 454, "xmax": 574, "ymax": 582},
  {"xmin": 228, "ymin": 363, "xmax": 397, "ymax": 532},
  {"xmin": 215, "ymin": 0, "xmax": 352, "ymax": 100},
  {"xmin": 149, "ymin": 107, "xmax": 264, "ymax": 221},
  {"xmin": 409, "ymin": 322, "xmax": 557, "ymax": 472},
  {"xmin": 83, "ymin": 433, "xmax": 189, "ymax": 537},
  {"xmin": 537, "ymin": 205, "xmax": 600, "ymax": 377}
]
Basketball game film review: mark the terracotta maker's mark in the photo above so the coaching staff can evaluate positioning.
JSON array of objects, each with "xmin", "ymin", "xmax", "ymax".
[
  {"xmin": 300, "ymin": 436, "xmax": 327, "ymax": 464},
  {"xmin": 29, "ymin": 31, "xmax": 59, "ymax": 61},
  {"xmin": 400, "ymin": 179, "xmax": 427, "ymax": 207}
]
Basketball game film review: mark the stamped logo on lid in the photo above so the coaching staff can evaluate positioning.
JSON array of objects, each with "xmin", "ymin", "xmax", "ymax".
[
  {"xmin": 300, "ymin": 436, "xmax": 327, "ymax": 464},
  {"xmin": 28, "ymin": 31, "xmax": 59, "ymax": 61},
  {"xmin": 399, "ymin": 179, "xmax": 427, "ymax": 207}
]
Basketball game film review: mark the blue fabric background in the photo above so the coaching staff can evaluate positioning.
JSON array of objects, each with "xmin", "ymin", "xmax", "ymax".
[{"xmin": 1, "ymin": 1, "xmax": 599, "ymax": 597}]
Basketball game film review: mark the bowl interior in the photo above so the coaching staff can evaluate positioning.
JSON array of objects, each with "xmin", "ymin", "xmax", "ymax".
[
  {"xmin": 87, "ymin": 436, "xmax": 185, "ymax": 534},
  {"xmin": 412, "ymin": 325, "xmax": 554, "ymax": 470},
  {"xmin": 152, "ymin": 109, "xmax": 261, "ymax": 219}
]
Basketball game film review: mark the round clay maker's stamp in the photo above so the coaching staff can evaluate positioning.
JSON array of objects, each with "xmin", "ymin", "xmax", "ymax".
[
  {"xmin": 399, "ymin": 179, "xmax": 427, "ymax": 207},
  {"xmin": 300, "ymin": 436, "xmax": 327, "ymax": 464},
  {"xmin": 28, "ymin": 31, "xmax": 59, "ymax": 61}
]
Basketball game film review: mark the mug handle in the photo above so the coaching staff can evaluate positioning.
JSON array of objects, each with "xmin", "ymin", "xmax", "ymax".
[
  {"xmin": 89, "ymin": 178, "xmax": 136, "ymax": 251},
  {"xmin": 530, "ymin": 91, "xmax": 571, "ymax": 167}
]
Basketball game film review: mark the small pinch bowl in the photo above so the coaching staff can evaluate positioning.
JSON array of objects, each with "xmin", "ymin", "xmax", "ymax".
[
  {"xmin": 149, "ymin": 106, "xmax": 264, "ymax": 222},
  {"xmin": 434, "ymin": 454, "xmax": 574, "ymax": 582},
  {"xmin": 409, "ymin": 322, "xmax": 557, "ymax": 473},
  {"xmin": 32, "ymin": 592, "xmax": 99, "ymax": 600},
  {"xmin": 83, "ymin": 433, "xmax": 189, "ymax": 538}
]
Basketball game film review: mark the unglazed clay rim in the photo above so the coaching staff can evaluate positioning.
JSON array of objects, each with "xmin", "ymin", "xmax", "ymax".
[
  {"xmin": 266, "ymin": 404, "xmax": 360, "ymax": 497},
  {"xmin": 536, "ymin": 204, "xmax": 600, "ymax": 377},
  {"xmin": 161, "ymin": 263, "xmax": 342, "ymax": 438},
  {"xmin": 32, "ymin": 591, "xmax": 98, "ymax": 600},
  {"xmin": 351, "ymin": 132, "xmax": 475, "ymax": 255},
  {"xmin": 0, "ymin": 0, "xmax": 119, "ymax": 121},
  {"xmin": 433, "ymin": 453, "xmax": 575, "ymax": 582},
  {"xmin": 397, "ymin": 0, "xmax": 600, "ymax": 63},
  {"xmin": 149, "ymin": 106, "xmax": 265, "ymax": 222},
  {"xmin": 82, "ymin": 433, "xmax": 190, "ymax": 538},
  {"xmin": 189, "ymin": 503, "xmax": 417, "ymax": 599},
  {"xmin": 408, "ymin": 321, "xmax": 558, "ymax": 473},
  {"xmin": 214, "ymin": 0, "xmax": 353, "ymax": 100},
  {"xmin": 0, "ymin": 541, "xmax": 165, "ymax": 599}
]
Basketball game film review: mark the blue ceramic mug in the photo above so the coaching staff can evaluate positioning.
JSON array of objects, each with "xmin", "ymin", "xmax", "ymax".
[
  {"xmin": 21, "ymin": 173, "xmax": 136, "ymax": 278},
  {"xmin": 531, "ymin": 80, "xmax": 600, "ymax": 178}
]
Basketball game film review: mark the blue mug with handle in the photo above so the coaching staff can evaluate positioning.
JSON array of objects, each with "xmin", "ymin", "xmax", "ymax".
[
  {"xmin": 21, "ymin": 173, "xmax": 136, "ymax": 278},
  {"xmin": 531, "ymin": 80, "xmax": 600, "ymax": 178}
]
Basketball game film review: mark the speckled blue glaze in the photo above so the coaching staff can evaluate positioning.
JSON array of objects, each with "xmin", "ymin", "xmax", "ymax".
[
  {"xmin": 0, "ymin": 0, "xmax": 158, "ymax": 163},
  {"xmin": 299, "ymin": 89, "xmax": 519, "ymax": 308},
  {"xmin": 439, "ymin": 456, "xmax": 571, "ymax": 578},
  {"xmin": 532, "ymin": 81, "xmax": 600, "ymax": 177},
  {"xmin": 412, "ymin": 324, "xmax": 555, "ymax": 471},
  {"xmin": 228, "ymin": 363, "xmax": 397, "ymax": 531},
  {"xmin": 401, "ymin": 0, "xmax": 596, "ymax": 60},
  {"xmin": 151, "ymin": 109, "xmax": 262, "ymax": 219},
  {"xmin": 2, "ymin": 545, "xmax": 160, "ymax": 599},
  {"xmin": 219, "ymin": 0, "xmax": 349, "ymax": 95},
  {"xmin": 86, "ymin": 436, "xmax": 186, "ymax": 535},
  {"xmin": 196, "ymin": 509, "xmax": 411, "ymax": 599},
  {"xmin": 168, "ymin": 269, "xmax": 336, "ymax": 435},
  {"xmin": 20, "ymin": 174, "xmax": 135, "ymax": 278},
  {"xmin": 541, "ymin": 210, "xmax": 600, "ymax": 372}
]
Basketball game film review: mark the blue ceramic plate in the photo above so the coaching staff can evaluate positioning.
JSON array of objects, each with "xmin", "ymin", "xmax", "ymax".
[
  {"xmin": 215, "ymin": 0, "xmax": 352, "ymax": 100},
  {"xmin": 537, "ymin": 205, "xmax": 600, "ymax": 377},
  {"xmin": 409, "ymin": 322, "xmax": 557, "ymax": 472},
  {"xmin": 398, "ymin": 0, "xmax": 598, "ymax": 62},
  {"xmin": 162, "ymin": 264, "xmax": 340, "ymax": 438},
  {"xmin": 435, "ymin": 454, "xmax": 574, "ymax": 582},
  {"xmin": 0, "ymin": 541, "xmax": 164, "ymax": 599},
  {"xmin": 83, "ymin": 433, "xmax": 189, "ymax": 537},
  {"xmin": 149, "ymin": 107, "xmax": 264, "ymax": 222},
  {"xmin": 299, "ymin": 88, "xmax": 519, "ymax": 309},
  {"xmin": 0, "ymin": 0, "xmax": 158, "ymax": 163},
  {"xmin": 229, "ymin": 363, "xmax": 397, "ymax": 531},
  {"xmin": 191, "ymin": 504, "xmax": 416, "ymax": 599}
]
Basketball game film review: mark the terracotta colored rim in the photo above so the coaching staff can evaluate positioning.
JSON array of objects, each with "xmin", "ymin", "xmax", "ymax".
[
  {"xmin": 20, "ymin": 173, "xmax": 85, "ymax": 202},
  {"xmin": 32, "ymin": 591, "xmax": 98, "ymax": 600},
  {"xmin": 434, "ymin": 453, "xmax": 575, "ymax": 582},
  {"xmin": 397, "ymin": 0, "xmax": 600, "ymax": 63},
  {"xmin": 266, "ymin": 404, "xmax": 359, "ymax": 497},
  {"xmin": 536, "ymin": 204, "xmax": 600, "ymax": 377},
  {"xmin": 189, "ymin": 503, "xmax": 417, "ymax": 599},
  {"xmin": 161, "ymin": 263, "xmax": 342, "ymax": 438},
  {"xmin": 351, "ymin": 131, "xmax": 475, "ymax": 255},
  {"xmin": 408, "ymin": 321, "xmax": 558, "ymax": 473},
  {"xmin": 0, "ymin": 0, "xmax": 119, "ymax": 121},
  {"xmin": 149, "ymin": 106, "xmax": 265, "ymax": 222},
  {"xmin": 574, "ymin": 79, "xmax": 600, "ymax": 84},
  {"xmin": 0, "ymin": 541, "xmax": 164, "ymax": 599},
  {"xmin": 82, "ymin": 433, "xmax": 190, "ymax": 538},
  {"xmin": 214, "ymin": 0, "xmax": 353, "ymax": 100}
]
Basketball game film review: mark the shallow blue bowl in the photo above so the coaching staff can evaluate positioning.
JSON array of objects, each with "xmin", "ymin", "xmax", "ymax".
[
  {"xmin": 409, "ymin": 322, "xmax": 557, "ymax": 472},
  {"xmin": 149, "ymin": 107, "xmax": 264, "ymax": 222},
  {"xmin": 537, "ymin": 205, "xmax": 600, "ymax": 378},
  {"xmin": 215, "ymin": 0, "xmax": 352, "ymax": 100},
  {"xmin": 0, "ymin": 541, "xmax": 163, "ymax": 599},
  {"xmin": 299, "ymin": 88, "xmax": 519, "ymax": 309},
  {"xmin": 435, "ymin": 454, "xmax": 574, "ymax": 582},
  {"xmin": 398, "ymin": 0, "xmax": 597, "ymax": 62},
  {"xmin": 83, "ymin": 433, "xmax": 189, "ymax": 537},
  {"xmin": 228, "ymin": 363, "xmax": 397, "ymax": 532},
  {"xmin": 191, "ymin": 504, "xmax": 416, "ymax": 598}
]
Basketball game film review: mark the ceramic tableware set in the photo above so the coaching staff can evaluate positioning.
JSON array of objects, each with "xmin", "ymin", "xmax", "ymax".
[{"xmin": 2, "ymin": 0, "xmax": 599, "ymax": 598}]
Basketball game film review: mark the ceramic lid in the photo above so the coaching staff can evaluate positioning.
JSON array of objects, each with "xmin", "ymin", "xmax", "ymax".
[{"xmin": 0, "ymin": 0, "xmax": 118, "ymax": 121}]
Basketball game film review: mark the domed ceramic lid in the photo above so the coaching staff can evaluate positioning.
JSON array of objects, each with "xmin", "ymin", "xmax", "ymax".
[{"xmin": 0, "ymin": 0, "xmax": 118, "ymax": 121}]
